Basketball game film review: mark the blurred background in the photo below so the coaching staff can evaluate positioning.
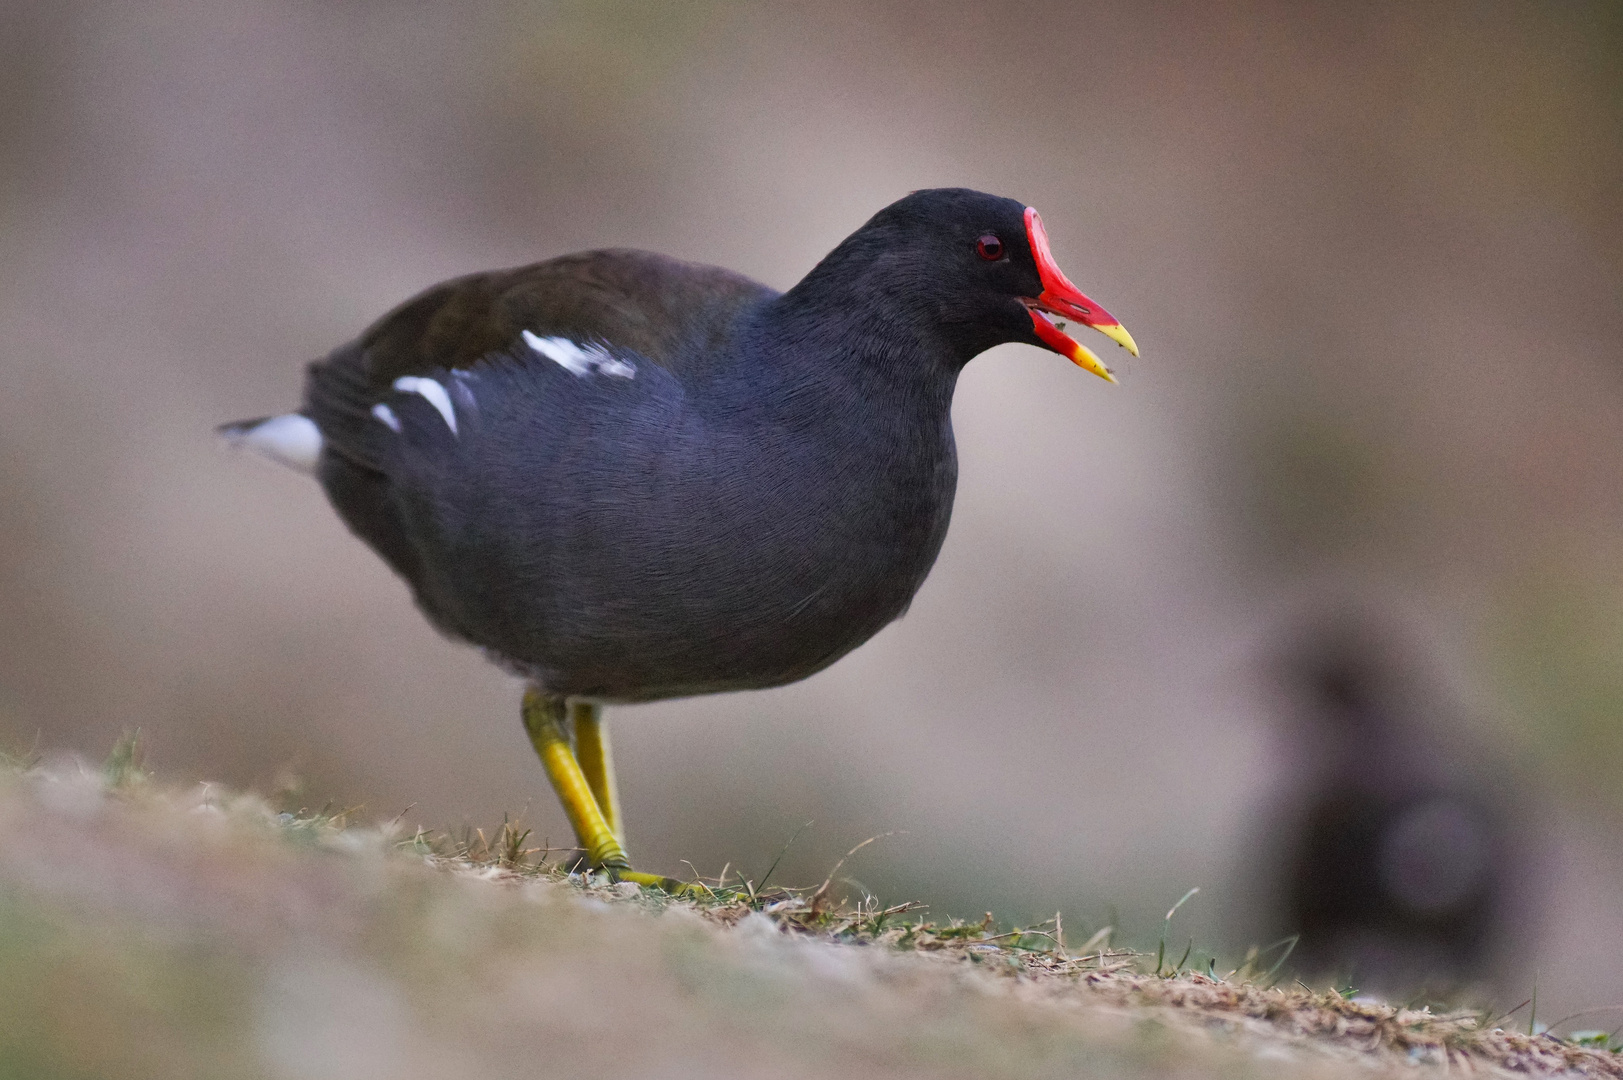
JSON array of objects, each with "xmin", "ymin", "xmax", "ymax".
[{"xmin": 0, "ymin": 0, "xmax": 1619, "ymax": 1014}]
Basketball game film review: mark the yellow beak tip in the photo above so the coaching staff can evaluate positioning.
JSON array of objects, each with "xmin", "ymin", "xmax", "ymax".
[
  {"xmin": 1071, "ymin": 342, "xmax": 1118, "ymax": 383},
  {"xmin": 1098, "ymin": 322, "xmax": 1140, "ymax": 358}
]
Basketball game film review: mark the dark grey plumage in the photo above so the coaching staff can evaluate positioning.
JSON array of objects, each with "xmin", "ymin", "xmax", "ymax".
[{"xmin": 262, "ymin": 189, "xmax": 1079, "ymax": 702}]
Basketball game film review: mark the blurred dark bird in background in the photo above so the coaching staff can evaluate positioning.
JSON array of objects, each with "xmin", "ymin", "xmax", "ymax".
[{"xmin": 1247, "ymin": 613, "xmax": 1538, "ymax": 995}]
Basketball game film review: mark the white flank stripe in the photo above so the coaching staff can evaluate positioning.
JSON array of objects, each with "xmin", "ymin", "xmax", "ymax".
[
  {"xmin": 224, "ymin": 413, "xmax": 323, "ymax": 475},
  {"xmin": 522, "ymin": 330, "xmax": 635, "ymax": 379},
  {"xmin": 371, "ymin": 403, "xmax": 402, "ymax": 433},
  {"xmin": 523, "ymin": 330, "xmax": 591, "ymax": 375},
  {"xmin": 392, "ymin": 376, "xmax": 458, "ymax": 435}
]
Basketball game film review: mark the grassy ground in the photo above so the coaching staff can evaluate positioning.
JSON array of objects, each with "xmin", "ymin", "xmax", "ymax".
[{"xmin": 0, "ymin": 742, "xmax": 1616, "ymax": 1080}]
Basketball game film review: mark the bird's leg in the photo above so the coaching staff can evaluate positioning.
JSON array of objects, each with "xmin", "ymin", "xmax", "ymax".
[
  {"xmin": 522, "ymin": 688, "xmax": 686, "ymax": 892},
  {"xmin": 522, "ymin": 688, "xmax": 628, "ymax": 871},
  {"xmin": 570, "ymin": 701, "xmax": 623, "ymax": 844}
]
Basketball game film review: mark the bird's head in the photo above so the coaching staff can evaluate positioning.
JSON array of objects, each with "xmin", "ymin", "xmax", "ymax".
[{"xmin": 820, "ymin": 187, "xmax": 1138, "ymax": 382}]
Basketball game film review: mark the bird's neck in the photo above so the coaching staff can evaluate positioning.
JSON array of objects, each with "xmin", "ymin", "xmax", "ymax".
[{"xmin": 759, "ymin": 247, "xmax": 970, "ymax": 402}]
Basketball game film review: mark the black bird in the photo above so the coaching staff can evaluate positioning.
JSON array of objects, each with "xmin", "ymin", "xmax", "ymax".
[
  {"xmin": 223, "ymin": 188, "xmax": 1137, "ymax": 887},
  {"xmin": 1249, "ymin": 617, "xmax": 1530, "ymax": 994}
]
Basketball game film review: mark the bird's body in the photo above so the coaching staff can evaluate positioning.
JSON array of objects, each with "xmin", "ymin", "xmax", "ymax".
[
  {"xmin": 224, "ymin": 188, "xmax": 1137, "ymax": 882},
  {"xmin": 307, "ymin": 249, "xmax": 960, "ymax": 702}
]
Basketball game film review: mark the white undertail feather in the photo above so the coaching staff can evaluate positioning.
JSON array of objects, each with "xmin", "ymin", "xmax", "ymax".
[{"xmin": 220, "ymin": 413, "xmax": 323, "ymax": 474}]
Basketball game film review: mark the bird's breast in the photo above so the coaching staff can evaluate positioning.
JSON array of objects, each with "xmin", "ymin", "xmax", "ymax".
[{"xmin": 436, "ymin": 374, "xmax": 958, "ymax": 701}]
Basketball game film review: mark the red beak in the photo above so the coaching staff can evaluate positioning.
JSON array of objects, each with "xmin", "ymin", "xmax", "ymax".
[{"xmin": 1022, "ymin": 206, "xmax": 1138, "ymax": 383}]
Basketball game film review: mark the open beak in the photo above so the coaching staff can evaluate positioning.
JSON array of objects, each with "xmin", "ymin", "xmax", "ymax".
[{"xmin": 1022, "ymin": 206, "xmax": 1138, "ymax": 383}]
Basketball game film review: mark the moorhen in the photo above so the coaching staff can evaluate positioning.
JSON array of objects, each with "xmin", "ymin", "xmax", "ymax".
[
  {"xmin": 223, "ymin": 188, "xmax": 1137, "ymax": 888},
  {"xmin": 1257, "ymin": 620, "xmax": 1524, "ymax": 992}
]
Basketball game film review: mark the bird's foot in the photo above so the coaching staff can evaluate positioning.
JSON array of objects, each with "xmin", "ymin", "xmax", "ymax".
[
  {"xmin": 573, "ymin": 855, "xmax": 692, "ymax": 894},
  {"xmin": 612, "ymin": 868, "xmax": 695, "ymax": 894}
]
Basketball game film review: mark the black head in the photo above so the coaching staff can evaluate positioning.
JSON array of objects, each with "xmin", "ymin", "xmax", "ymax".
[{"xmin": 786, "ymin": 187, "xmax": 1137, "ymax": 380}]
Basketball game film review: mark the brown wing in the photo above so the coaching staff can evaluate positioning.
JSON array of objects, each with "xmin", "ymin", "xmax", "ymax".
[{"xmin": 354, "ymin": 248, "xmax": 776, "ymax": 387}]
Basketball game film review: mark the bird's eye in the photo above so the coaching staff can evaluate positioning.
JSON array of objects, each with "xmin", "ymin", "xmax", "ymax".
[{"xmin": 975, "ymin": 234, "xmax": 1004, "ymax": 260}]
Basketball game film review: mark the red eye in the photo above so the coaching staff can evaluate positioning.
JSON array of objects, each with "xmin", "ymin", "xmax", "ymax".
[{"xmin": 975, "ymin": 234, "xmax": 1003, "ymax": 260}]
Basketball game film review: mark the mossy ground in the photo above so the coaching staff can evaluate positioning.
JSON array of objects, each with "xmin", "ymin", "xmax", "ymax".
[{"xmin": 0, "ymin": 740, "xmax": 1614, "ymax": 1080}]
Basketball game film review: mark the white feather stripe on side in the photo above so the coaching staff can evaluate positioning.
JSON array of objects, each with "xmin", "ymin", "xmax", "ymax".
[
  {"xmin": 220, "ymin": 413, "xmax": 323, "ymax": 475},
  {"xmin": 522, "ymin": 330, "xmax": 590, "ymax": 375},
  {"xmin": 521, "ymin": 330, "xmax": 635, "ymax": 379},
  {"xmin": 392, "ymin": 376, "xmax": 458, "ymax": 435},
  {"xmin": 371, "ymin": 403, "xmax": 402, "ymax": 433}
]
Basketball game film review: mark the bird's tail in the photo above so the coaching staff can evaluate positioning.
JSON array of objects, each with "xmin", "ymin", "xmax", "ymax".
[{"xmin": 217, "ymin": 413, "xmax": 324, "ymax": 475}]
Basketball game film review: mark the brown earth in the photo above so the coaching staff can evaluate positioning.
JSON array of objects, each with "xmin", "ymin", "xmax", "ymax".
[{"xmin": 0, "ymin": 751, "xmax": 1613, "ymax": 1080}]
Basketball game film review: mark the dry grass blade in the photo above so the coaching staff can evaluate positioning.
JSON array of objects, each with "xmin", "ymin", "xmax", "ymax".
[{"xmin": 809, "ymin": 831, "xmax": 900, "ymax": 916}]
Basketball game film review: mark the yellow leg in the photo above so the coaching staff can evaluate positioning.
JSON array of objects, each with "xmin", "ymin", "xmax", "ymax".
[
  {"xmin": 571, "ymin": 701, "xmax": 622, "ymax": 844},
  {"xmin": 521, "ymin": 688, "xmax": 688, "ymax": 893},
  {"xmin": 522, "ymin": 688, "xmax": 628, "ymax": 870}
]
